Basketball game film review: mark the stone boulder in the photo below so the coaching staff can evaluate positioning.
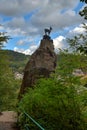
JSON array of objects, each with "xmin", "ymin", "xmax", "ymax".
[{"xmin": 19, "ymin": 35, "xmax": 57, "ymax": 96}]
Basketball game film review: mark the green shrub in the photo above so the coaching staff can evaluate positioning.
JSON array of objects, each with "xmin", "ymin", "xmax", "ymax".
[
  {"xmin": 0, "ymin": 50, "xmax": 20, "ymax": 111},
  {"xmin": 18, "ymin": 77, "xmax": 87, "ymax": 130}
]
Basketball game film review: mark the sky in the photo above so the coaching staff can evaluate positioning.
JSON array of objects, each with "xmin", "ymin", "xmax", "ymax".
[{"xmin": 0, "ymin": 0, "xmax": 87, "ymax": 55}]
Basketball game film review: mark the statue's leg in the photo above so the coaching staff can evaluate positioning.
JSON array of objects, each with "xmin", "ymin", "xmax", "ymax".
[{"xmin": 45, "ymin": 31, "xmax": 47, "ymax": 35}]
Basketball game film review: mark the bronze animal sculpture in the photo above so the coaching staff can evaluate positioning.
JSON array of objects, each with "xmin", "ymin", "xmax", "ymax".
[{"xmin": 44, "ymin": 27, "xmax": 52, "ymax": 35}]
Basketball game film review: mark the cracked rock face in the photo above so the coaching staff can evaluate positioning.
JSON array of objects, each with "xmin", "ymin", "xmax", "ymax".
[{"xmin": 19, "ymin": 36, "xmax": 57, "ymax": 96}]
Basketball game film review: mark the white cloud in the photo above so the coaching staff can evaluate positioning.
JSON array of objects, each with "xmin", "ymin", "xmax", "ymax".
[
  {"xmin": 0, "ymin": 25, "xmax": 4, "ymax": 30},
  {"xmin": 0, "ymin": 0, "xmax": 85, "ymax": 38},
  {"xmin": 24, "ymin": 45, "xmax": 38, "ymax": 55},
  {"xmin": 6, "ymin": 28, "xmax": 26, "ymax": 37},
  {"xmin": 69, "ymin": 24, "xmax": 85, "ymax": 34},
  {"xmin": 23, "ymin": 49, "xmax": 31, "ymax": 55},
  {"xmin": 30, "ymin": 0, "xmax": 84, "ymax": 33},
  {"xmin": 53, "ymin": 36, "xmax": 65, "ymax": 52},
  {"xmin": 7, "ymin": 17, "xmax": 26, "ymax": 28},
  {"xmin": 17, "ymin": 40, "xmax": 26, "ymax": 46},
  {"xmin": 14, "ymin": 44, "xmax": 38, "ymax": 55},
  {"xmin": 0, "ymin": 0, "xmax": 86, "ymax": 54},
  {"xmin": 14, "ymin": 36, "xmax": 66, "ymax": 55},
  {"xmin": 0, "ymin": 0, "xmax": 47, "ymax": 16},
  {"xmin": 68, "ymin": 23, "xmax": 87, "ymax": 38},
  {"xmin": 14, "ymin": 47, "xmax": 24, "ymax": 53},
  {"xmin": 0, "ymin": 0, "xmax": 77, "ymax": 16},
  {"xmin": 29, "ymin": 45, "xmax": 38, "ymax": 51},
  {"xmin": 65, "ymin": 10, "xmax": 75, "ymax": 16},
  {"xmin": 16, "ymin": 37, "xmax": 38, "ymax": 47},
  {"xmin": 53, "ymin": 23, "xmax": 87, "ymax": 52}
]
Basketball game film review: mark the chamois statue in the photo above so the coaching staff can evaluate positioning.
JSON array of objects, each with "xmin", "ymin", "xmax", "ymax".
[{"xmin": 44, "ymin": 27, "xmax": 52, "ymax": 35}]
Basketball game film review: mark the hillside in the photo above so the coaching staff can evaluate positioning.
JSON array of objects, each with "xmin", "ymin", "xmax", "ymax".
[{"xmin": 3, "ymin": 50, "xmax": 30, "ymax": 73}]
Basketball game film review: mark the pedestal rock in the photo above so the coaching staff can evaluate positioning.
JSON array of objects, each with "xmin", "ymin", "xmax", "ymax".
[{"xmin": 19, "ymin": 36, "xmax": 57, "ymax": 96}]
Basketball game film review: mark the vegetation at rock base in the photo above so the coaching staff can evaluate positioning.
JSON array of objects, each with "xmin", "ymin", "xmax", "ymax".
[{"xmin": 17, "ymin": 50, "xmax": 87, "ymax": 129}]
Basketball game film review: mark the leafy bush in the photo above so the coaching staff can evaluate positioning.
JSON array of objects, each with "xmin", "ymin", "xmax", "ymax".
[
  {"xmin": 17, "ymin": 52, "xmax": 87, "ymax": 130},
  {"xmin": 0, "ymin": 50, "xmax": 20, "ymax": 111},
  {"xmin": 18, "ymin": 77, "xmax": 87, "ymax": 130}
]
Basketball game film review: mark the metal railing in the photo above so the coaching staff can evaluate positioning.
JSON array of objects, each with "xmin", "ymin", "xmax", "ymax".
[{"xmin": 22, "ymin": 110, "xmax": 45, "ymax": 130}]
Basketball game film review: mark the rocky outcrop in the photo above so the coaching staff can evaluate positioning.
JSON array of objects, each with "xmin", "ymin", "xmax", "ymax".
[{"xmin": 19, "ymin": 35, "xmax": 57, "ymax": 96}]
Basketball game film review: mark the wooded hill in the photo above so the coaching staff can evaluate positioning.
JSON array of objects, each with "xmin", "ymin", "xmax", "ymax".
[{"xmin": 2, "ymin": 50, "xmax": 30, "ymax": 73}]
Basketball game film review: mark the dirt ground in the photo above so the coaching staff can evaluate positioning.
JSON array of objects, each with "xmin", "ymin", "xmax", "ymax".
[{"xmin": 0, "ymin": 111, "xmax": 19, "ymax": 130}]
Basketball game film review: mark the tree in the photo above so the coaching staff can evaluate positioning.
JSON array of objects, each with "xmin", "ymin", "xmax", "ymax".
[
  {"xmin": 0, "ymin": 50, "xmax": 19, "ymax": 110},
  {"xmin": 79, "ymin": 0, "xmax": 87, "ymax": 19},
  {"xmin": 0, "ymin": 30, "xmax": 18, "ymax": 111},
  {"xmin": 67, "ymin": 23, "xmax": 87, "ymax": 54},
  {"xmin": 66, "ymin": 23, "xmax": 87, "ymax": 74},
  {"xmin": 80, "ymin": 0, "xmax": 87, "ymax": 3},
  {"xmin": 0, "ymin": 32, "xmax": 10, "ymax": 49}
]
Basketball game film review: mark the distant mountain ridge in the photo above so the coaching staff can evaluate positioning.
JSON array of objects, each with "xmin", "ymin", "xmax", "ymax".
[
  {"xmin": 3, "ymin": 50, "xmax": 30, "ymax": 73},
  {"xmin": 5, "ymin": 50, "xmax": 29, "ymax": 61}
]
